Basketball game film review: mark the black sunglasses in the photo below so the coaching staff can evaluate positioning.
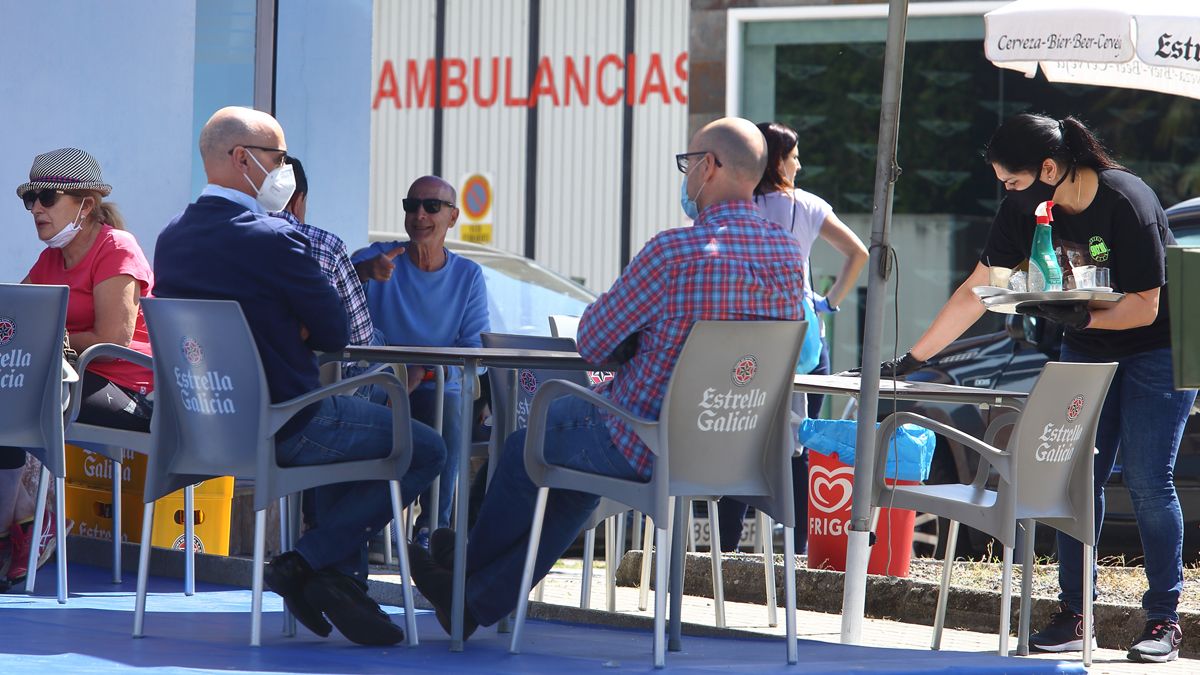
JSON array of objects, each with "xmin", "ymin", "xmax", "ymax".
[
  {"xmin": 22, "ymin": 189, "xmax": 68, "ymax": 211},
  {"xmin": 402, "ymin": 198, "xmax": 456, "ymax": 214},
  {"xmin": 675, "ymin": 151, "xmax": 722, "ymax": 174}
]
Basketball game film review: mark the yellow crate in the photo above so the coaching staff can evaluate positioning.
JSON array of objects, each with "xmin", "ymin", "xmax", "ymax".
[
  {"xmin": 150, "ymin": 482, "xmax": 233, "ymax": 556},
  {"xmin": 65, "ymin": 443, "xmax": 148, "ymax": 492},
  {"xmin": 64, "ymin": 481, "xmax": 145, "ymax": 544}
]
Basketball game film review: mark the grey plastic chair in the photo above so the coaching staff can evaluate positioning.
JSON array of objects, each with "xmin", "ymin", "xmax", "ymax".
[
  {"xmin": 510, "ymin": 320, "xmax": 807, "ymax": 668},
  {"xmin": 0, "ymin": 284, "xmax": 74, "ymax": 603},
  {"xmin": 481, "ymin": 331, "xmax": 625, "ymax": 611},
  {"xmin": 64, "ymin": 343, "xmax": 198, "ymax": 592},
  {"xmin": 134, "ymin": 297, "xmax": 420, "ymax": 647},
  {"xmin": 872, "ymin": 361, "xmax": 1116, "ymax": 666}
]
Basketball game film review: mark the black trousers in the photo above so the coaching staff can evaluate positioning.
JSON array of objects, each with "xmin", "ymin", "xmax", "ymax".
[{"xmin": 0, "ymin": 370, "xmax": 152, "ymax": 468}]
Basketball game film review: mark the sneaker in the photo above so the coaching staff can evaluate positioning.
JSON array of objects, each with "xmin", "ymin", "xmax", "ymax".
[
  {"xmin": 1029, "ymin": 602, "xmax": 1096, "ymax": 653},
  {"xmin": 1127, "ymin": 619, "xmax": 1182, "ymax": 663},
  {"xmin": 412, "ymin": 527, "xmax": 430, "ymax": 550},
  {"xmin": 8, "ymin": 511, "xmax": 56, "ymax": 585}
]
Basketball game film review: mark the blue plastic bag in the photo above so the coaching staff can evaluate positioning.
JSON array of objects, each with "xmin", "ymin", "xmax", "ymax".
[
  {"xmin": 797, "ymin": 418, "xmax": 936, "ymax": 483},
  {"xmin": 794, "ymin": 296, "xmax": 822, "ymax": 375}
]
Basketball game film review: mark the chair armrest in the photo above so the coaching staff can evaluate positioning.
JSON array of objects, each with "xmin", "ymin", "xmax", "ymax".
[
  {"xmin": 267, "ymin": 370, "xmax": 407, "ymax": 437},
  {"xmin": 874, "ymin": 412, "xmax": 1011, "ymax": 494},
  {"xmin": 527, "ymin": 379, "xmax": 660, "ymax": 456},
  {"xmin": 65, "ymin": 343, "xmax": 150, "ymax": 424}
]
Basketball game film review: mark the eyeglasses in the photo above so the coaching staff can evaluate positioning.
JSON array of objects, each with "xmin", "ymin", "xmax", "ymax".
[
  {"xmin": 675, "ymin": 151, "xmax": 722, "ymax": 174},
  {"xmin": 22, "ymin": 189, "xmax": 67, "ymax": 211},
  {"xmin": 228, "ymin": 145, "xmax": 287, "ymax": 165},
  {"xmin": 402, "ymin": 198, "xmax": 456, "ymax": 214}
]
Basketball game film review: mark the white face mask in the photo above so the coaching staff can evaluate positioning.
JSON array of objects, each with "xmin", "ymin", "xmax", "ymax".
[
  {"xmin": 45, "ymin": 202, "xmax": 85, "ymax": 249},
  {"xmin": 242, "ymin": 150, "xmax": 296, "ymax": 212}
]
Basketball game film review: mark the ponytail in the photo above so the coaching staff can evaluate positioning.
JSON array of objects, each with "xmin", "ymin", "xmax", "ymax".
[
  {"xmin": 75, "ymin": 190, "xmax": 127, "ymax": 231},
  {"xmin": 986, "ymin": 113, "xmax": 1127, "ymax": 176}
]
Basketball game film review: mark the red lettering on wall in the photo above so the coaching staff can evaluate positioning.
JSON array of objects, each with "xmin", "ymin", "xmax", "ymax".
[
  {"xmin": 371, "ymin": 52, "xmax": 690, "ymax": 110},
  {"xmin": 406, "ymin": 60, "xmax": 436, "ymax": 108},
  {"xmin": 564, "ymin": 55, "xmax": 590, "ymax": 106},
  {"xmin": 373, "ymin": 59, "xmax": 401, "ymax": 109},
  {"xmin": 673, "ymin": 52, "xmax": 689, "ymax": 104},
  {"xmin": 639, "ymin": 53, "xmax": 670, "ymax": 105},
  {"xmin": 473, "ymin": 57, "xmax": 499, "ymax": 108},
  {"xmin": 529, "ymin": 56, "xmax": 561, "ymax": 106},
  {"xmin": 596, "ymin": 54, "xmax": 624, "ymax": 105},
  {"xmin": 503, "ymin": 57, "xmax": 529, "ymax": 107},
  {"xmin": 441, "ymin": 58, "xmax": 468, "ymax": 108}
]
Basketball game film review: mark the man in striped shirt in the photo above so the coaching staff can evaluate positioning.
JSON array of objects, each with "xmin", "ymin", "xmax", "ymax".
[{"xmin": 408, "ymin": 117, "xmax": 807, "ymax": 637}]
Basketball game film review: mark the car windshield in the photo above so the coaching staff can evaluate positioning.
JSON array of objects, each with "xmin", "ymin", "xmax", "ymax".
[{"xmin": 467, "ymin": 253, "xmax": 593, "ymax": 336}]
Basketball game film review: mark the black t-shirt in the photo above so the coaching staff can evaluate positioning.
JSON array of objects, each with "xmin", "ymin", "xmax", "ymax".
[{"xmin": 980, "ymin": 169, "xmax": 1174, "ymax": 358}]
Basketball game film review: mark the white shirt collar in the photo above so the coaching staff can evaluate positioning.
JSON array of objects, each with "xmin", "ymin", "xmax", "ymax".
[{"xmin": 201, "ymin": 184, "xmax": 263, "ymax": 214}]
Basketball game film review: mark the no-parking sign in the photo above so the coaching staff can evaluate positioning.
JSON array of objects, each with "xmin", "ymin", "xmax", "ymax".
[{"xmin": 459, "ymin": 173, "xmax": 493, "ymax": 244}]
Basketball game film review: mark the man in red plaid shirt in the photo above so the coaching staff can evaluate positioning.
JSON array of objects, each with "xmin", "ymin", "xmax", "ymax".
[{"xmin": 409, "ymin": 117, "xmax": 807, "ymax": 636}]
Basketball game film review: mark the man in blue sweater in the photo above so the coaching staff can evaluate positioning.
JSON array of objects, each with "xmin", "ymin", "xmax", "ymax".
[
  {"xmin": 353, "ymin": 176, "xmax": 489, "ymax": 548},
  {"xmin": 154, "ymin": 106, "xmax": 446, "ymax": 646}
]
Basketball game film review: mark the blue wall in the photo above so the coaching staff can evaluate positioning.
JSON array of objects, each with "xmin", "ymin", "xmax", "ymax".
[
  {"xmin": 0, "ymin": 0, "xmax": 197, "ymax": 280},
  {"xmin": 276, "ymin": 0, "xmax": 375, "ymax": 252}
]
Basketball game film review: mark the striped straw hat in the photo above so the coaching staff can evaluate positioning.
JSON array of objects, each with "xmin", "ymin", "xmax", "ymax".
[{"xmin": 16, "ymin": 147, "xmax": 112, "ymax": 198}]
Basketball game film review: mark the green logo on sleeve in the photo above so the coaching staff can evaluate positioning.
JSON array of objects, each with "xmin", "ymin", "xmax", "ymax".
[{"xmin": 1088, "ymin": 236, "xmax": 1110, "ymax": 262}]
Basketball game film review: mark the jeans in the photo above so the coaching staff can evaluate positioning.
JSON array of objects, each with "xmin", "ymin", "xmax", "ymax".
[
  {"xmin": 276, "ymin": 395, "xmax": 446, "ymax": 582},
  {"xmin": 465, "ymin": 395, "xmax": 643, "ymax": 626},
  {"xmin": 717, "ymin": 339, "xmax": 829, "ymax": 552},
  {"xmin": 409, "ymin": 386, "xmax": 461, "ymax": 531},
  {"xmin": 1056, "ymin": 346, "xmax": 1196, "ymax": 622}
]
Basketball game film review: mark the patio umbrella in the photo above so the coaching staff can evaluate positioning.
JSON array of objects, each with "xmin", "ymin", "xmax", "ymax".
[{"xmin": 984, "ymin": 0, "xmax": 1200, "ymax": 100}]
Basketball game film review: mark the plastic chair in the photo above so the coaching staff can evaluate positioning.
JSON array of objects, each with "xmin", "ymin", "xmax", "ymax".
[
  {"xmin": 510, "ymin": 320, "xmax": 807, "ymax": 667},
  {"xmin": 481, "ymin": 331, "xmax": 625, "ymax": 611},
  {"xmin": 872, "ymin": 361, "xmax": 1116, "ymax": 666},
  {"xmin": 64, "ymin": 343, "xmax": 197, "ymax": 592},
  {"xmin": 133, "ymin": 298, "xmax": 420, "ymax": 647},
  {"xmin": 0, "ymin": 284, "xmax": 74, "ymax": 603}
]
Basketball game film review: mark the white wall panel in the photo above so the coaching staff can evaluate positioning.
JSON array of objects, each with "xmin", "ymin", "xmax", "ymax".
[
  {"xmin": 536, "ymin": 0, "xmax": 625, "ymax": 290},
  {"xmin": 370, "ymin": 0, "xmax": 437, "ymax": 234},
  {"xmin": 442, "ymin": 0, "xmax": 530, "ymax": 257},
  {"xmin": 630, "ymin": 0, "xmax": 690, "ymax": 257}
]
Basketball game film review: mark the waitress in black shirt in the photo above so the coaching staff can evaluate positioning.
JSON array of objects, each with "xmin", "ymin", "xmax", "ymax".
[{"xmin": 883, "ymin": 113, "xmax": 1195, "ymax": 663}]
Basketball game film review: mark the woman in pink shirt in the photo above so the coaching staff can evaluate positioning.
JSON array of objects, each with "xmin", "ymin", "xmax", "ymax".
[{"xmin": 0, "ymin": 148, "xmax": 154, "ymax": 589}]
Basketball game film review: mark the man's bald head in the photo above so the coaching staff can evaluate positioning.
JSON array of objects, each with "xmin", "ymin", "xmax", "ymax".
[
  {"xmin": 691, "ymin": 117, "xmax": 766, "ymax": 186},
  {"xmin": 199, "ymin": 106, "xmax": 287, "ymax": 193},
  {"xmin": 407, "ymin": 175, "xmax": 457, "ymax": 202},
  {"xmin": 684, "ymin": 117, "xmax": 767, "ymax": 211}
]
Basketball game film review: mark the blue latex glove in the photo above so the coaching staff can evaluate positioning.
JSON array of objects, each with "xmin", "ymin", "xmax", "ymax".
[{"xmin": 812, "ymin": 293, "xmax": 839, "ymax": 313}]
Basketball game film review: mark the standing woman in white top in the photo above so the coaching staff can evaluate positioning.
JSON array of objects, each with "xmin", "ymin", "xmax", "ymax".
[{"xmin": 716, "ymin": 121, "xmax": 868, "ymax": 552}]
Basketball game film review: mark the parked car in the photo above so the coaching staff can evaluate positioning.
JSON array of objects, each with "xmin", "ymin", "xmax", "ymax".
[{"xmin": 902, "ymin": 199, "xmax": 1200, "ymax": 561}]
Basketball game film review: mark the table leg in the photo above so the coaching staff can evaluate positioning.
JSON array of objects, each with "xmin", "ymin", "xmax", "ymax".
[{"xmin": 450, "ymin": 358, "xmax": 476, "ymax": 651}]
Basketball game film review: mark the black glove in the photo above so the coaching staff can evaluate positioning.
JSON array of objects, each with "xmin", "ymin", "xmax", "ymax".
[
  {"xmin": 838, "ymin": 351, "xmax": 927, "ymax": 379},
  {"xmin": 609, "ymin": 331, "xmax": 640, "ymax": 364},
  {"xmin": 879, "ymin": 352, "xmax": 927, "ymax": 379},
  {"xmin": 1020, "ymin": 302, "xmax": 1092, "ymax": 330}
]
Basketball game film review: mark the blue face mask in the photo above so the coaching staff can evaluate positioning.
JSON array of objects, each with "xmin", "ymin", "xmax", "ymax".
[
  {"xmin": 680, "ymin": 175, "xmax": 699, "ymax": 220},
  {"xmin": 680, "ymin": 159, "xmax": 709, "ymax": 221}
]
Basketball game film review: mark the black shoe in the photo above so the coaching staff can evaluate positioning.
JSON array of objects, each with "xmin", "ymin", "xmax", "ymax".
[
  {"xmin": 303, "ymin": 570, "xmax": 405, "ymax": 646},
  {"xmin": 1127, "ymin": 619, "xmax": 1182, "ymax": 663},
  {"xmin": 408, "ymin": 543, "xmax": 477, "ymax": 640},
  {"xmin": 264, "ymin": 552, "xmax": 332, "ymax": 638},
  {"xmin": 429, "ymin": 528, "xmax": 456, "ymax": 570},
  {"xmin": 1029, "ymin": 602, "xmax": 1095, "ymax": 653}
]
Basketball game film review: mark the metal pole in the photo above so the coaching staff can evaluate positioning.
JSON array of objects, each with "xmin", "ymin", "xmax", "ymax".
[
  {"xmin": 840, "ymin": 0, "xmax": 909, "ymax": 645},
  {"xmin": 253, "ymin": 0, "xmax": 278, "ymax": 114}
]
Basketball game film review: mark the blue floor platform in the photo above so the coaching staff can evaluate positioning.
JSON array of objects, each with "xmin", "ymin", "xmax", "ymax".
[{"xmin": 0, "ymin": 562, "xmax": 1083, "ymax": 674}]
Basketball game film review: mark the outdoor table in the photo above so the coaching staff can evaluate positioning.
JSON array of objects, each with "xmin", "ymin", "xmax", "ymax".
[
  {"xmin": 793, "ymin": 373, "xmax": 1027, "ymax": 412},
  {"xmin": 323, "ymin": 344, "xmax": 609, "ymax": 651}
]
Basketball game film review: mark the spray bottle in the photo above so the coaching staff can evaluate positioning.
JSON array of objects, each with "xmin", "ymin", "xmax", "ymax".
[{"xmin": 1028, "ymin": 200, "xmax": 1063, "ymax": 292}]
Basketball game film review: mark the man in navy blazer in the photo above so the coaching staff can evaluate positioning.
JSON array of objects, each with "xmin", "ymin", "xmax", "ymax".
[{"xmin": 154, "ymin": 106, "xmax": 445, "ymax": 646}]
